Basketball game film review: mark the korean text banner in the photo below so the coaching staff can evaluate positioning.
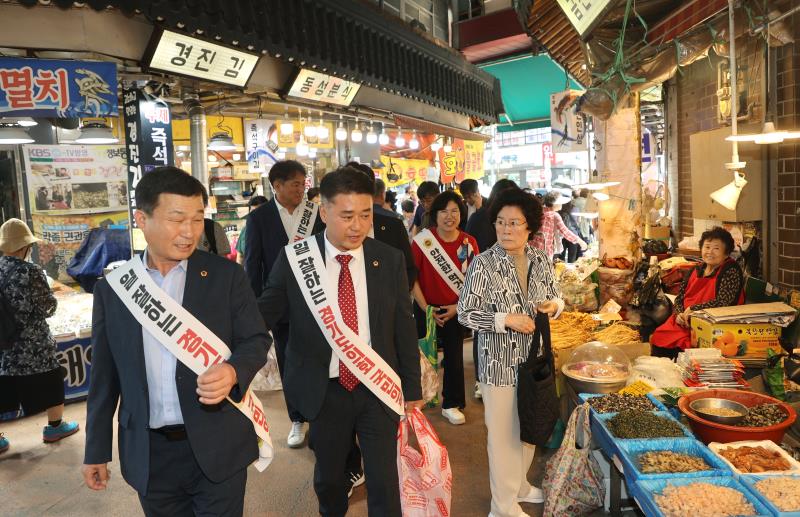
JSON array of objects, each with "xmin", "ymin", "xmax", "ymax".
[
  {"xmin": 438, "ymin": 140, "xmax": 485, "ymax": 184},
  {"xmin": 23, "ymin": 145, "xmax": 128, "ymax": 216},
  {"xmin": 380, "ymin": 155, "xmax": 432, "ymax": 188},
  {"xmin": 0, "ymin": 58, "xmax": 118, "ymax": 117}
]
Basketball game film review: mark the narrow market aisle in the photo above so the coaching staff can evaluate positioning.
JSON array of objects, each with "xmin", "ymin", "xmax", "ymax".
[{"xmin": 0, "ymin": 343, "xmax": 627, "ymax": 517}]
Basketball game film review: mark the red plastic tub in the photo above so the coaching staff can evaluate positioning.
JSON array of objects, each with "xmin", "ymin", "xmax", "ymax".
[{"xmin": 678, "ymin": 389, "xmax": 797, "ymax": 444}]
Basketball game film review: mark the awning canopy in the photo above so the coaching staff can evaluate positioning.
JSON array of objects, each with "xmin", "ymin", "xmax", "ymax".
[
  {"xmin": 16, "ymin": 0, "xmax": 502, "ymax": 123},
  {"xmin": 479, "ymin": 54, "xmax": 582, "ymax": 129}
]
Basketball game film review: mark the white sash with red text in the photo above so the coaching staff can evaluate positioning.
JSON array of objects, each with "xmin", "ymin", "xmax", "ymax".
[
  {"xmin": 286, "ymin": 238, "xmax": 405, "ymax": 416},
  {"xmin": 106, "ymin": 256, "xmax": 273, "ymax": 472},
  {"xmin": 289, "ymin": 199, "xmax": 319, "ymax": 243},
  {"xmin": 412, "ymin": 228, "xmax": 464, "ymax": 296}
]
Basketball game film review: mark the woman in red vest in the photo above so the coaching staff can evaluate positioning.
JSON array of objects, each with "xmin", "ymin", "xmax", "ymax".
[{"xmin": 651, "ymin": 227, "xmax": 744, "ymax": 360}]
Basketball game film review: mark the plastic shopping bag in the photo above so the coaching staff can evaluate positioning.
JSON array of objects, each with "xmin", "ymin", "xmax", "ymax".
[
  {"xmin": 542, "ymin": 403, "xmax": 605, "ymax": 517},
  {"xmin": 250, "ymin": 342, "xmax": 283, "ymax": 391},
  {"xmin": 398, "ymin": 408, "xmax": 452, "ymax": 517},
  {"xmin": 418, "ymin": 306, "xmax": 440, "ymax": 407}
]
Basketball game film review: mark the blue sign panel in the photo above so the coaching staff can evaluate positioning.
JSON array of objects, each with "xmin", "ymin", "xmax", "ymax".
[{"xmin": 0, "ymin": 58, "xmax": 118, "ymax": 117}]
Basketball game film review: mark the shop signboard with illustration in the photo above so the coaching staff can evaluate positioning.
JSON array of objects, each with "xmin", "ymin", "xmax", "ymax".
[
  {"xmin": 0, "ymin": 57, "xmax": 117, "ymax": 116},
  {"xmin": 244, "ymin": 118, "xmax": 279, "ymax": 174},
  {"xmin": 23, "ymin": 145, "xmax": 128, "ymax": 215},
  {"xmin": 31, "ymin": 211, "xmax": 129, "ymax": 282},
  {"xmin": 438, "ymin": 140, "xmax": 485, "ymax": 184},
  {"xmin": 380, "ymin": 155, "xmax": 431, "ymax": 188},
  {"xmin": 551, "ymin": 90, "xmax": 587, "ymax": 153}
]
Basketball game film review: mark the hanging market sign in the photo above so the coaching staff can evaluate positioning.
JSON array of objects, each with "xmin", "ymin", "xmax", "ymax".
[
  {"xmin": 287, "ymin": 69, "xmax": 361, "ymax": 106},
  {"xmin": 380, "ymin": 155, "xmax": 431, "ymax": 188},
  {"xmin": 145, "ymin": 30, "xmax": 259, "ymax": 87},
  {"xmin": 556, "ymin": 0, "xmax": 615, "ymax": 39},
  {"xmin": 244, "ymin": 118, "xmax": 280, "ymax": 174},
  {"xmin": 122, "ymin": 86, "xmax": 175, "ymax": 251},
  {"xmin": 438, "ymin": 140, "xmax": 485, "ymax": 184},
  {"xmin": 0, "ymin": 58, "xmax": 117, "ymax": 117},
  {"xmin": 551, "ymin": 89, "xmax": 588, "ymax": 153}
]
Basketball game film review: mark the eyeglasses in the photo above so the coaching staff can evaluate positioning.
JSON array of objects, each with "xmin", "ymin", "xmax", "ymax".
[{"xmin": 494, "ymin": 219, "xmax": 526, "ymax": 229}]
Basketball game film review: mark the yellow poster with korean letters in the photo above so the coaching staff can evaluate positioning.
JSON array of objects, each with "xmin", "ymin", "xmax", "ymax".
[
  {"xmin": 438, "ymin": 140, "xmax": 485, "ymax": 183},
  {"xmin": 380, "ymin": 155, "xmax": 431, "ymax": 188}
]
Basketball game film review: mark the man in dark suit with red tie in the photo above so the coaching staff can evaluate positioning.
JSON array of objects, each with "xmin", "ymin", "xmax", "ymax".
[{"xmin": 258, "ymin": 166, "xmax": 422, "ymax": 516}]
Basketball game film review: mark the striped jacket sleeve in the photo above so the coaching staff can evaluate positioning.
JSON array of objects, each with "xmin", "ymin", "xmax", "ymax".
[{"xmin": 458, "ymin": 255, "xmax": 505, "ymax": 332}]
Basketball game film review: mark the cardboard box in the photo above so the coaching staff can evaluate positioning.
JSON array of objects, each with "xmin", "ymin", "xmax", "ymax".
[
  {"xmin": 232, "ymin": 164, "xmax": 260, "ymax": 180},
  {"xmin": 691, "ymin": 316, "xmax": 782, "ymax": 359},
  {"xmin": 645, "ymin": 224, "xmax": 671, "ymax": 240}
]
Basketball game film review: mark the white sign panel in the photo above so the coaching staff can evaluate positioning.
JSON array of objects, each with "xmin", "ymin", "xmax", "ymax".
[
  {"xmin": 287, "ymin": 69, "xmax": 361, "ymax": 106},
  {"xmin": 147, "ymin": 30, "xmax": 259, "ymax": 87},
  {"xmin": 556, "ymin": 0, "xmax": 614, "ymax": 38},
  {"xmin": 244, "ymin": 119, "xmax": 279, "ymax": 174},
  {"xmin": 551, "ymin": 89, "xmax": 588, "ymax": 153}
]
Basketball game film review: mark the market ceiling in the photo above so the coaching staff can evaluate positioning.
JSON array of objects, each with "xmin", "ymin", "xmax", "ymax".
[{"xmin": 15, "ymin": 0, "xmax": 502, "ymax": 124}]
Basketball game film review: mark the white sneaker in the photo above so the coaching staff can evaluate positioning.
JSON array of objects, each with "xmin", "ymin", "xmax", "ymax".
[
  {"xmin": 346, "ymin": 470, "xmax": 365, "ymax": 498},
  {"xmin": 517, "ymin": 485, "xmax": 544, "ymax": 504},
  {"xmin": 287, "ymin": 421, "xmax": 306, "ymax": 448},
  {"xmin": 474, "ymin": 382, "xmax": 482, "ymax": 400},
  {"xmin": 442, "ymin": 408, "xmax": 466, "ymax": 425}
]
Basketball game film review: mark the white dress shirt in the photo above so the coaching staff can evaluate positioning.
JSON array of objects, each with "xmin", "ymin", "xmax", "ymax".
[
  {"xmin": 142, "ymin": 250, "xmax": 187, "ymax": 428},
  {"xmin": 275, "ymin": 197, "xmax": 301, "ymax": 240},
  {"xmin": 323, "ymin": 233, "xmax": 371, "ymax": 378}
]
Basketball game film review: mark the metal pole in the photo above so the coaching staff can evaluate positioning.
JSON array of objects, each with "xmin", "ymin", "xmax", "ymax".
[
  {"xmin": 184, "ymin": 93, "xmax": 208, "ymax": 187},
  {"xmin": 728, "ymin": 0, "xmax": 740, "ymax": 164}
]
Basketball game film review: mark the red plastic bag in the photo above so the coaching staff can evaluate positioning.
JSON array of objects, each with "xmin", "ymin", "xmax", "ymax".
[{"xmin": 397, "ymin": 409, "xmax": 452, "ymax": 517}]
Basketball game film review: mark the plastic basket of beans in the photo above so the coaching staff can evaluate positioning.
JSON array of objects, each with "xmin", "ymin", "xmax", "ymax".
[
  {"xmin": 632, "ymin": 476, "xmax": 771, "ymax": 517},
  {"xmin": 617, "ymin": 437, "xmax": 732, "ymax": 481},
  {"xmin": 740, "ymin": 474, "xmax": 800, "ymax": 516},
  {"xmin": 594, "ymin": 410, "xmax": 694, "ymax": 458},
  {"xmin": 579, "ymin": 392, "xmax": 668, "ymax": 414}
]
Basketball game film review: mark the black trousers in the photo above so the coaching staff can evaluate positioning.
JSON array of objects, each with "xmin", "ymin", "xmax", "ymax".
[
  {"xmin": 650, "ymin": 344, "xmax": 681, "ymax": 361},
  {"xmin": 413, "ymin": 303, "xmax": 466, "ymax": 409},
  {"xmin": 273, "ymin": 325, "xmax": 306, "ymax": 423},
  {"xmin": 309, "ymin": 381, "xmax": 401, "ymax": 517},
  {"xmin": 138, "ymin": 431, "xmax": 246, "ymax": 517}
]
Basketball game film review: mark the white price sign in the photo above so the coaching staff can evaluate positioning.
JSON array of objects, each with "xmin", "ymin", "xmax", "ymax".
[
  {"xmin": 287, "ymin": 69, "xmax": 361, "ymax": 106},
  {"xmin": 556, "ymin": 0, "xmax": 614, "ymax": 38},
  {"xmin": 146, "ymin": 30, "xmax": 259, "ymax": 87}
]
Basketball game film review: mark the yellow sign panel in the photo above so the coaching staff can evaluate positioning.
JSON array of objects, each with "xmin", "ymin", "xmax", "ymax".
[
  {"xmin": 380, "ymin": 155, "xmax": 431, "ymax": 188},
  {"xmin": 276, "ymin": 120, "xmax": 336, "ymax": 149},
  {"xmin": 438, "ymin": 140, "xmax": 485, "ymax": 184}
]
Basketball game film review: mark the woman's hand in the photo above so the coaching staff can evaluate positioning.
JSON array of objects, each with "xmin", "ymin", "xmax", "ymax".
[
  {"xmin": 538, "ymin": 300, "xmax": 559, "ymax": 317},
  {"xmin": 505, "ymin": 314, "xmax": 535, "ymax": 334},
  {"xmin": 434, "ymin": 304, "xmax": 458, "ymax": 327}
]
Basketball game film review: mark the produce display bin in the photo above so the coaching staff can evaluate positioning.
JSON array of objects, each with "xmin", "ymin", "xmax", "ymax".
[
  {"xmin": 579, "ymin": 392, "xmax": 668, "ymax": 413},
  {"xmin": 593, "ymin": 411, "xmax": 694, "ymax": 459},
  {"xmin": 617, "ymin": 437, "xmax": 731, "ymax": 481},
  {"xmin": 740, "ymin": 474, "xmax": 800, "ymax": 517},
  {"xmin": 708, "ymin": 440, "xmax": 800, "ymax": 477},
  {"xmin": 631, "ymin": 475, "xmax": 771, "ymax": 517}
]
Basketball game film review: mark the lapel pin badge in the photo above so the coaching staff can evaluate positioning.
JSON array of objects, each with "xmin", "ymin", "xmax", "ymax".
[{"xmin": 200, "ymin": 270, "xmax": 208, "ymax": 277}]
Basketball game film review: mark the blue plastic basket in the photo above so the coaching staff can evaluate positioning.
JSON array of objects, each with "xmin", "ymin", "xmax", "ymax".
[
  {"xmin": 632, "ymin": 476, "xmax": 772, "ymax": 517},
  {"xmin": 618, "ymin": 437, "xmax": 732, "ymax": 481},
  {"xmin": 593, "ymin": 411, "xmax": 694, "ymax": 459},
  {"xmin": 579, "ymin": 392, "xmax": 668, "ymax": 413},
  {"xmin": 740, "ymin": 474, "xmax": 800, "ymax": 517}
]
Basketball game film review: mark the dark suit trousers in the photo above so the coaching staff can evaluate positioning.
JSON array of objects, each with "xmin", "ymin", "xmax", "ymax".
[
  {"xmin": 138, "ymin": 431, "xmax": 246, "ymax": 517},
  {"xmin": 273, "ymin": 324, "xmax": 306, "ymax": 423},
  {"xmin": 309, "ymin": 381, "xmax": 400, "ymax": 517}
]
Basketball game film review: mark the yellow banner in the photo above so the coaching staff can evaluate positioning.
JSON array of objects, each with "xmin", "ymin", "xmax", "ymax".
[
  {"xmin": 438, "ymin": 140, "xmax": 485, "ymax": 184},
  {"xmin": 380, "ymin": 155, "xmax": 431, "ymax": 188}
]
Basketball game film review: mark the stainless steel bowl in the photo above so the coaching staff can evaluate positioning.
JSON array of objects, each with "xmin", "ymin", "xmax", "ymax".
[
  {"xmin": 690, "ymin": 398, "xmax": 748, "ymax": 425},
  {"xmin": 561, "ymin": 365, "xmax": 628, "ymax": 394}
]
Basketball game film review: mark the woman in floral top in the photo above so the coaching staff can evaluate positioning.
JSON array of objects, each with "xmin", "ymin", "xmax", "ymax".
[{"xmin": 0, "ymin": 219, "xmax": 79, "ymax": 454}]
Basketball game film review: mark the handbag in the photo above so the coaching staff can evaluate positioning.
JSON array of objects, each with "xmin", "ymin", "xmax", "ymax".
[
  {"xmin": 418, "ymin": 306, "xmax": 440, "ymax": 407},
  {"xmin": 542, "ymin": 404, "xmax": 605, "ymax": 517},
  {"xmin": 517, "ymin": 311, "xmax": 560, "ymax": 446}
]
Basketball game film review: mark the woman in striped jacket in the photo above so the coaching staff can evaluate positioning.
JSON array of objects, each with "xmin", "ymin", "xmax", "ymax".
[{"xmin": 458, "ymin": 189, "xmax": 564, "ymax": 517}]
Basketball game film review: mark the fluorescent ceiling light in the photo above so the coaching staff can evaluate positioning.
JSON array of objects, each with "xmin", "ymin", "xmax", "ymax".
[
  {"xmin": 75, "ymin": 122, "xmax": 118, "ymax": 144},
  {"xmin": 0, "ymin": 125, "xmax": 34, "ymax": 144}
]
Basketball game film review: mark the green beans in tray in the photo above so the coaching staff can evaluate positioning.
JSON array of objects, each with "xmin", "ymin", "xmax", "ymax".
[{"xmin": 607, "ymin": 410, "xmax": 685, "ymax": 439}]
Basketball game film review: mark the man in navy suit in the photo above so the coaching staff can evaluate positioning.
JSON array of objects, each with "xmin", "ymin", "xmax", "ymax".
[
  {"xmin": 82, "ymin": 166, "xmax": 269, "ymax": 516},
  {"xmin": 244, "ymin": 160, "xmax": 324, "ymax": 448}
]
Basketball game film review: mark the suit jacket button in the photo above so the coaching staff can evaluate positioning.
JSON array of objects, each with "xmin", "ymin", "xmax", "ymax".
[{"xmin": 381, "ymin": 226, "xmax": 386, "ymax": 230}]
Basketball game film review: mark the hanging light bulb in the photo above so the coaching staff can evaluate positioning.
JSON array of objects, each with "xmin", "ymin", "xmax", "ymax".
[
  {"xmin": 366, "ymin": 122, "xmax": 378, "ymax": 144},
  {"xmin": 395, "ymin": 128, "xmax": 406, "ymax": 148},
  {"xmin": 303, "ymin": 109, "xmax": 317, "ymax": 139},
  {"xmin": 296, "ymin": 135, "xmax": 309, "ymax": 157},
  {"xmin": 378, "ymin": 124, "xmax": 390, "ymax": 145},
  {"xmin": 443, "ymin": 137, "xmax": 452, "ymax": 153},
  {"xmin": 335, "ymin": 116, "xmax": 347, "ymax": 141},
  {"xmin": 351, "ymin": 117, "xmax": 363, "ymax": 142},
  {"xmin": 430, "ymin": 137, "xmax": 442, "ymax": 152},
  {"xmin": 316, "ymin": 112, "xmax": 329, "ymax": 141},
  {"xmin": 409, "ymin": 131, "xmax": 419, "ymax": 150},
  {"xmin": 280, "ymin": 106, "xmax": 293, "ymax": 135}
]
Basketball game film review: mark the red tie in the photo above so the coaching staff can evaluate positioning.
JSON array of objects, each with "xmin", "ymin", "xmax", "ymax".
[{"xmin": 335, "ymin": 254, "xmax": 360, "ymax": 391}]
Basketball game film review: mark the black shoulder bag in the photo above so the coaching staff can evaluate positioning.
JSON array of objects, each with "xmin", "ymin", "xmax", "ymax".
[
  {"xmin": 203, "ymin": 218, "xmax": 218, "ymax": 255},
  {"xmin": 0, "ymin": 262, "xmax": 24, "ymax": 350},
  {"xmin": 517, "ymin": 310, "xmax": 560, "ymax": 446}
]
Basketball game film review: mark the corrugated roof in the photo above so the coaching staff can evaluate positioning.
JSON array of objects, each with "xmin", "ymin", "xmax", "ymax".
[{"xmin": 524, "ymin": 0, "xmax": 591, "ymax": 86}]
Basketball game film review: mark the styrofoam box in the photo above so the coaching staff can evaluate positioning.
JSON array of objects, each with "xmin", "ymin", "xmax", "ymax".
[{"xmin": 708, "ymin": 440, "xmax": 800, "ymax": 476}]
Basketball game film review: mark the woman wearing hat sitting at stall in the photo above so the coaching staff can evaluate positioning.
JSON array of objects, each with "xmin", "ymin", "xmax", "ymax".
[
  {"xmin": 650, "ymin": 226, "xmax": 744, "ymax": 360},
  {"xmin": 0, "ymin": 219, "xmax": 79, "ymax": 454}
]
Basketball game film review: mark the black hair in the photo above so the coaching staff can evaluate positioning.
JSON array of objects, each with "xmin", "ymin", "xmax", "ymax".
[
  {"xmin": 385, "ymin": 189, "xmax": 397, "ymax": 211},
  {"xmin": 268, "ymin": 160, "xmax": 306, "ymax": 186},
  {"xmin": 306, "ymin": 187, "xmax": 320, "ymax": 200},
  {"xmin": 699, "ymin": 226, "xmax": 736, "ymax": 255},
  {"xmin": 559, "ymin": 201, "xmax": 574, "ymax": 215},
  {"xmin": 460, "ymin": 179, "xmax": 479, "ymax": 197},
  {"xmin": 489, "ymin": 189, "xmax": 544, "ymax": 239},
  {"xmin": 320, "ymin": 166, "xmax": 374, "ymax": 201},
  {"xmin": 425, "ymin": 190, "xmax": 467, "ymax": 229},
  {"xmin": 248, "ymin": 195, "xmax": 268, "ymax": 208},
  {"xmin": 135, "ymin": 166, "xmax": 207, "ymax": 215},
  {"xmin": 401, "ymin": 199, "xmax": 415, "ymax": 213},
  {"xmin": 486, "ymin": 178, "xmax": 519, "ymax": 212},
  {"xmin": 344, "ymin": 161, "xmax": 376, "ymax": 186},
  {"xmin": 417, "ymin": 181, "xmax": 439, "ymax": 201},
  {"xmin": 374, "ymin": 178, "xmax": 387, "ymax": 197}
]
